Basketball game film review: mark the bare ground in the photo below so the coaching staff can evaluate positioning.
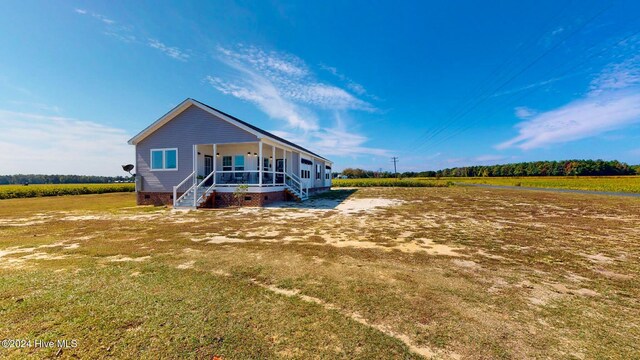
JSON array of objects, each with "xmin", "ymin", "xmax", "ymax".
[{"xmin": 0, "ymin": 188, "xmax": 639, "ymax": 359}]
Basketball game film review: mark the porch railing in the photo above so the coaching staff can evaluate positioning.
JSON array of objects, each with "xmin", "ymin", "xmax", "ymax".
[
  {"xmin": 173, "ymin": 171, "xmax": 196, "ymax": 206},
  {"xmin": 213, "ymin": 170, "xmax": 286, "ymax": 186},
  {"xmin": 173, "ymin": 170, "xmax": 306, "ymax": 207}
]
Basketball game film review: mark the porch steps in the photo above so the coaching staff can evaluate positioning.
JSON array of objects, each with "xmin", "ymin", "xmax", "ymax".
[
  {"xmin": 174, "ymin": 187, "xmax": 211, "ymax": 208},
  {"xmin": 285, "ymin": 186, "xmax": 308, "ymax": 202}
]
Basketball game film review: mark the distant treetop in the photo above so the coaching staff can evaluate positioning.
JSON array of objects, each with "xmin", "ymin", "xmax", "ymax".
[{"xmin": 338, "ymin": 160, "xmax": 638, "ymax": 178}]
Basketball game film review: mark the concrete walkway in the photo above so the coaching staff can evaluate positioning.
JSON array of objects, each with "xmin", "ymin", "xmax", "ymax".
[{"xmin": 456, "ymin": 182, "xmax": 640, "ymax": 198}]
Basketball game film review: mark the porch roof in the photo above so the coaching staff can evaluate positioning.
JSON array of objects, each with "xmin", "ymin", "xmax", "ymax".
[
  {"xmin": 192, "ymin": 99, "xmax": 330, "ymax": 162},
  {"xmin": 128, "ymin": 98, "xmax": 331, "ymax": 163}
]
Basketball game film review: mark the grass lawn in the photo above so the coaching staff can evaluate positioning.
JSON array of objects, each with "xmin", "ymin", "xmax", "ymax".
[
  {"xmin": 334, "ymin": 176, "xmax": 640, "ymax": 193},
  {"xmin": 442, "ymin": 176, "xmax": 640, "ymax": 193},
  {"xmin": 1, "ymin": 188, "xmax": 639, "ymax": 359}
]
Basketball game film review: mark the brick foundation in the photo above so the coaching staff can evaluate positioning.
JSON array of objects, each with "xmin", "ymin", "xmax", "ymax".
[
  {"xmin": 136, "ymin": 190, "xmax": 286, "ymax": 207},
  {"xmin": 137, "ymin": 192, "xmax": 177, "ymax": 206},
  {"xmin": 205, "ymin": 190, "xmax": 285, "ymax": 208}
]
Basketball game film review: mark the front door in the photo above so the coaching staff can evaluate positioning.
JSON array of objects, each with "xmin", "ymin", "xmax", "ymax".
[
  {"xmin": 204, "ymin": 155, "xmax": 213, "ymax": 186},
  {"xmin": 276, "ymin": 159, "xmax": 286, "ymax": 184}
]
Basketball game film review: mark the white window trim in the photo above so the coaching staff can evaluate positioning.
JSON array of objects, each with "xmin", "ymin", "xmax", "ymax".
[{"xmin": 150, "ymin": 148, "xmax": 179, "ymax": 171}]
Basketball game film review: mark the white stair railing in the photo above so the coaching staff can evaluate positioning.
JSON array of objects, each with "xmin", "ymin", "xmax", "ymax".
[
  {"xmin": 285, "ymin": 173, "xmax": 308, "ymax": 199},
  {"xmin": 194, "ymin": 171, "xmax": 216, "ymax": 206},
  {"xmin": 173, "ymin": 171, "xmax": 196, "ymax": 206}
]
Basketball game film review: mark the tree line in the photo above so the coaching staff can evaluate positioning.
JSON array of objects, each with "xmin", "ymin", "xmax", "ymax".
[
  {"xmin": 337, "ymin": 160, "xmax": 639, "ymax": 178},
  {"xmin": 0, "ymin": 174, "xmax": 134, "ymax": 185}
]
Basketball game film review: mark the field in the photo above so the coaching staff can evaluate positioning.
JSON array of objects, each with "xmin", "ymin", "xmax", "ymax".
[
  {"xmin": 334, "ymin": 176, "xmax": 640, "ymax": 193},
  {"xmin": 0, "ymin": 183, "xmax": 135, "ymax": 199},
  {"xmin": 449, "ymin": 175, "xmax": 640, "ymax": 193},
  {"xmin": 332, "ymin": 178, "xmax": 453, "ymax": 187},
  {"xmin": 1, "ymin": 188, "xmax": 639, "ymax": 359}
]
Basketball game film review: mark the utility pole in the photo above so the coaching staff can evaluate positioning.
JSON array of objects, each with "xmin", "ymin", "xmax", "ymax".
[{"xmin": 391, "ymin": 157, "xmax": 399, "ymax": 178}]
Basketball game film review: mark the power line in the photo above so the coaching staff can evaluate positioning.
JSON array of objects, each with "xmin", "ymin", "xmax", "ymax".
[
  {"xmin": 411, "ymin": 3, "xmax": 613, "ymax": 154},
  {"xmin": 406, "ymin": 1, "xmax": 575, "ymax": 151},
  {"xmin": 423, "ymin": 26, "xmax": 640, "ymax": 152}
]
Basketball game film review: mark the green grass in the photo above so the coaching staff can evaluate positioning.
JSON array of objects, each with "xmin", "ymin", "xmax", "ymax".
[
  {"xmin": 0, "ymin": 183, "xmax": 135, "ymax": 199},
  {"xmin": 333, "ymin": 176, "xmax": 640, "ymax": 193},
  {"xmin": 332, "ymin": 178, "xmax": 453, "ymax": 187},
  {"xmin": 1, "ymin": 189, "xmax": 639, "ymax": 359},
  {"xmin": 444, "ymin": 175, "xmax": 640, "ymax": 193}
]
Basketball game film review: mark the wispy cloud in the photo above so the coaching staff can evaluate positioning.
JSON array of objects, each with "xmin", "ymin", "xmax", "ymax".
[
  {"xmin": 74, "ymin": 8, "xmax": 114, "ymax": 25},
  {"xmin": 499, "ymin": 54, "xmax": 640, "ymax": 150},
  {"xmin": 0, "ymin": 110, "xmax": 132, "ymax": 176},
  {"xmin": 269, "ymin": 112, "xmax": 388, "ymax": 157},
  {"xmin": 206, "ymin": 74, "xmax": 318, "ymax": 131},
  {"xmin": 319, "ymin": 64, "xmax": 369, "ymax": 96},
  {"xmin": 104, "ymin": 31, "xmax": 136, "ymax": 43},
  {"xmin": 514, "ymin": 106, "xmax": 536, "ymax": 119},
  {"xmin": 213, "ymin": 46, "xmax": 373, "ymax": 111},
  {"xmin": 8, "ymin": 100, "xmax": 62, "ymax": 114},
  {"xmin": 148, "ymin": 39, "xmax": 190, "ymax": 61},
  {"xmin": 206, "ymin": 45, "xmax": 386, "ymax": 157},
  {"xmin": 589, "ymin": 55, "xmax": 640, "ymax": 95},
  {"xmin": 498, "ymin": 90, "xmax": 640, "ymax": 150},
  {"xmin": 73, "ymin": 8, "xmax": 189, "ymax": 61}
]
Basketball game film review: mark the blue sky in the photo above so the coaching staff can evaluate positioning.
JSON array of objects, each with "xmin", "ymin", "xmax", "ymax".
[{"xmin": 1, "ymin": 1, "xmax": 639, "ymax": 175}]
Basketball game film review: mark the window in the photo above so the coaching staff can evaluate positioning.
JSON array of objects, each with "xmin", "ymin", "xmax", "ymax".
[
  {"xmin": 316, "ymin": 164, "xmax": 321, "ymax": 180},
  {"xmin": 234, "ymin": 155, "xmax": 245, "ymax": 171},
  {"xmin": 263, "ymin": 157, "xmax": 270, "ymax": 171},
  {"xmin": 301, "ymin": 170, "xmax": 311, "ymax": 179},
  {"xmin": 150, "ymin": 148, "xmax": 178, "ymax": 170},
  {"xmin": 222, "ymin": 156, "xmax": 232, "ymax": 171}
]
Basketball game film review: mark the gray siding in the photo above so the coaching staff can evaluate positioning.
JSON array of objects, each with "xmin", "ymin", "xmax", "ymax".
[
  {"xmin": 292, "ymin": 152, "xmax": 300, "ymax": 177},
  {"xmin": 313, "ymin": 159, "xmax": 327, "ymax": 188},
  {"xmin": 136, "ymin": 105, "xmax": 258, "ymax": 192}
]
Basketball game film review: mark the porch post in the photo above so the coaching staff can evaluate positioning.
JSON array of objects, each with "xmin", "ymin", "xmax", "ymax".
[
  {"xmin": 272, "ymin": 145, "xmax": 276, "ymax": 185},
  {"xmin": 258, "ymin": 141, "xmax": 263, "ymax": 186},
  {"xmin": 192, "ymin": 145, "xmax": 197, "ymax": 186},
  {"xmin": 213, "ymin": 143, "xmax": 217, "ymax": 185},
  {"xmin": 283, "ymin": 149, "xmax": 287, "ymax": 176}
]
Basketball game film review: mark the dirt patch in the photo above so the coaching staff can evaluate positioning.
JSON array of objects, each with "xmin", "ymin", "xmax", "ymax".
[
  {"xmin": 191, "ymin": 234, "xmax": 248, "ymax": 244},
  {"xmin": 453, "ymin": 259, "xmax": 479, "ymax": 268},
  {"xmin": 593, "ymin": 269, "xmax": 633, "ymax": 280},
  {"xmin": 177, "ymin": 260, "xmax": 195, "ymax": 269},
  {"xmin": 323, "ymin": 234, "xmax": 464, "ymax": 255},
  {"xmin": 250, "ymin": 279, "xmax": 459, "ymax": 359},
  {"xmin": 0, "ymin": 247, "xmax": 37, "ymax": 258},
  {"xmin": 581, "ymin": 253, "xmax": 614, "ymax": 264},
  {"xmin": 106, "ymin": 255, "xmax": 151, "ymax": 262},
  {"xmin": 335, "ymin": 198, "xmax": 404, "ymax": 214},
  {"xmin": 268, "ymin": 197, "xmax": 404, "ymax": 215},
  {"xmin": 21, "ymin": 252, "xmax": 70, "ymax": 260}
]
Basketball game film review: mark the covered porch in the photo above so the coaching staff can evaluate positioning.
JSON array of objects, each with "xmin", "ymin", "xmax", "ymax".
[
  {"xmin": 172, "ymin": 140, "xmax": 310, "ymax": 208},
  {"xmin": 193, "ymin": 141, "xmax": 298, "ymax": 188}
]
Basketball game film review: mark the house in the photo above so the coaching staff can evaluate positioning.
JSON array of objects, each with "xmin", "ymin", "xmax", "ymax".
[{"xmin": 127, "ymin": 98, "xmax": 333, "ymax": 208}]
